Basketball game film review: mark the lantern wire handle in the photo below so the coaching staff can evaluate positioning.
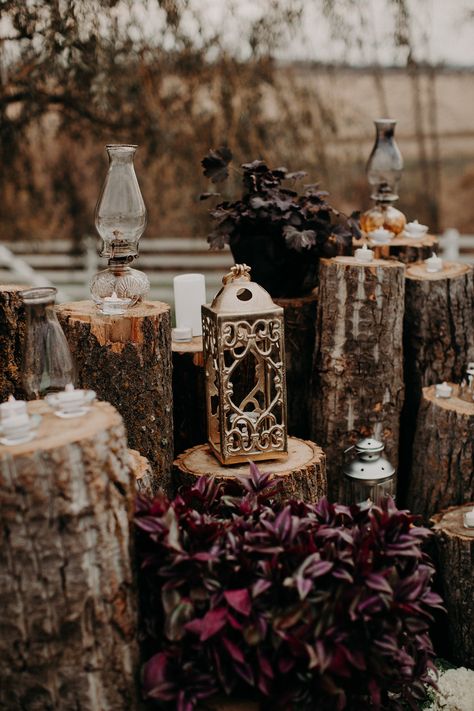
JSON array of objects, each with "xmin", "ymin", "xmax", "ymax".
[{"xmin": 223, "ymin": 264, "xmax": 251, "ymax": 284}]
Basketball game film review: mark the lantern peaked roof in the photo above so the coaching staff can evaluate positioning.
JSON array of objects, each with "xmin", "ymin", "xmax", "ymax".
[{"xmin": 209, "ymin": 264, "xmax": 280, "ymax": 315}]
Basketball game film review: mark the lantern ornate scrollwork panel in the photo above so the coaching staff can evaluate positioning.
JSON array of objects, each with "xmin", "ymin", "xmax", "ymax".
[{"xmin": 202, "ymin": 265, "xmax": 288, "ymax": 465}]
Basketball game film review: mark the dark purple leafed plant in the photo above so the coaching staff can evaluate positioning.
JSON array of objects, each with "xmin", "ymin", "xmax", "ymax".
[
  {"xmin": 135, "ymin": 464, "xmax": 443, "ymax": 711},
  {"xmin": 200, "ymin": 148, "xmax": 360, "ymax": 297}
]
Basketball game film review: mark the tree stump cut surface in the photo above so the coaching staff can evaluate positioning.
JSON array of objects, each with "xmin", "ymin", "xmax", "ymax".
[
  {"xmin": 400, "ymin": 262, "xmax": 474, "ymax": 501},
  {"xmin": 173, "ymin": 437, "xmax": 326, "ymax": 504},
  {"xmin": 355, "ymin": 233, "xmax": 438, "ymax": 263},
  {"xmin": 431, "ymin": 504, "xmax": 474, "ymax": 668},
  {"xmin": 407, "ymin": 385, "xmax": 474, "ymax": 520},
  {"xmin": 274, "ymin": 291, "xmax": 318, "ymax": 439},
  {"xmin": 0, "ymin": 284, "xmax": 29, "ymax": 401},
  {"xmin": 311, "ymin": 257, "xmax": 405, "ymax": 501},
  {"xmin": 56, "ymin": 300, "xmax": 173, "ymax": 493},
  {"xmin": 172, "ymin": 336, "xmax": 206, "ymax": 456},
  {"xmin": 0, "ymin": 400, "xmax": 139, "ymax": 710}
]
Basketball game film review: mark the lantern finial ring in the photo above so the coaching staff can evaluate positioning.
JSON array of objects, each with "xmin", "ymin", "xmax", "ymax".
[{"xmin": 223, "ymin": 264, "xmax": 251, "ymax": 285}]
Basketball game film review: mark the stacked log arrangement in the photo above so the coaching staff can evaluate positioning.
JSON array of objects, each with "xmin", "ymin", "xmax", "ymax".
[
  {"xmin": 311, "ymin": 257, "xmax": 405, "ymax": 501},
  {"xmin": 0, "ymin": 400, "xmax": 140, "ymax": 710},
  {"xmin": 57, "ymin": 300, "xmax": 173, "ymax": 494},
  {"xmin": 399, "ymin": 262, "xmax": 474, "ymax": 500}
]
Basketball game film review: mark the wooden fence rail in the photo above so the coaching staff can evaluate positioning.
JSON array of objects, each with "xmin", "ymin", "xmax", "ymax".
[{"xmin": 0, "ymin": 231, "xmax": 472, "ymax": 304}]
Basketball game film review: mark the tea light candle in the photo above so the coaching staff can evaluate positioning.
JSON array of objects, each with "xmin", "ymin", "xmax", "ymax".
[
  {"xmin": 435, "ymin": 382, "xmax": 452, "ymax": 398},
  {"xmin": 404, "ymin": 219, "xmax": 428, "ymax": 238},
  {"xmin": 172, "ymin": 327, "xmax": 193, "ymax": 342},
  {"xmin": 101, "ymin": 291, "xmax": 131, "ymax": 316},
  {"xmin": 46, "ymin": 383, "xmax": 96, "ymax": 417},
  {"xmin": 174, "ymin": 274, "xmax": 206, "ymax": 337},
  {"xmin": 354, "ymin": 243, "xmax": 374, "ymax": 263},
  {"xmin": 464, "ymin": 507, "xmax": 474, "ymax": 528},
  {"xmin": 0, "ymin": 395, "xmax": 28, "ymax": 421},
  {"xmin": 425, "ymin": 252, "xmax": 443, "ymax": 273},
  {"xmin": 368, "ymin": 227, "xmax": 392, "ymax": 244}
]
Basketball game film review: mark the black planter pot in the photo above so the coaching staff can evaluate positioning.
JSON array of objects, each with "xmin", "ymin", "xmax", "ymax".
[{"xmin": 229, "ymin": 230, "xmax": 319, "ymax": 298}]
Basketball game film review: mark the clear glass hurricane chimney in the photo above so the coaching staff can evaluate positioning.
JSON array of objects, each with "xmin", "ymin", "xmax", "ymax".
[{"xmin": 90, "ymin": 144, "xmax": 149, "ymax": 310}]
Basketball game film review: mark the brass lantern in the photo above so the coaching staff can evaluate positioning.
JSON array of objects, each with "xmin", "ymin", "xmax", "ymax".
[{"xmin": 202, "ymin": 264, "xmax": 288, "ymax": 465}]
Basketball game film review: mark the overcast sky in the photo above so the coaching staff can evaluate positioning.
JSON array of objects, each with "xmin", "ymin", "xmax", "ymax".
[{"xmin": 129, "ymin": 0, "xmax": 474, "ymax": 66}]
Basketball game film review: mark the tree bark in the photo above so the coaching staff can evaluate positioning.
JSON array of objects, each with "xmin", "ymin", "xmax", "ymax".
[
  {"xmin": 274, "ymin": 291, "xmax": 318, "ymax": 439},
  {"xmin": 407, "ymin": 385, "xmax": 474, "ymax": 520},
  {"xmin": 399, "ymin": 262, "xmax": 474, "ymax": 502},
  {"xmin": 0, "ymin": 400, "xmax": 139, "ymax": 711},
  {"xmin": 129, "ymin": 447, "xmax": 155, "ymax": 499},
  {"xmin": 311, "ymin": 257, "xmax": 405, "ymax": 502},
  {"xmin": 172, "ymin": 336, "xmax": 206, "ymax": 456},
  {"xmin": 56, "ymin": 300, "xmax": 173, "ymax": 494},
  {"xmin": 431, "ymin": 504, "xmax": 474, "ymax": 668},
  {"xmin": 173, "ymin": 437, "xmax": 326, "ymax": 504},
  {"xmin": 0, "ymin": 284, "xmax": 29, "ymax": 401},
  {"xmin": 356, "ymin": 234, "xmax": 438, "ymax": 264}
]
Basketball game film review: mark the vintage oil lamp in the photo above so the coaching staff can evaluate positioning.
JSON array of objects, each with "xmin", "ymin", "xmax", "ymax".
[
  {"xmin": 201, "ymin": 264, "xmax": 287, "ymax": 465},
  {"xmin": 360, "ymin": 119, "xmax": 406, "ymax": 237},
  {"xmin": 343, "ymin": 437, "xmax": 396, "ymax": 506},
  {"xmin": 90, "ymin": 144, "xmax": 149, "ymax": 312}
]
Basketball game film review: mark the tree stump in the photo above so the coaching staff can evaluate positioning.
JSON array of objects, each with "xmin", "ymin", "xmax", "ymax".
[
  {"xmin": 407, "ymin": 385, "xmax": 474, "ymax": 520},
  {"xmin": 355, "ymin": 233, "xmax": 438, "ymax": 263},
  {"xmin": 172, "ymin": 336, "xmax": 206, "ymax": 456},
  {"xmin": 56, "ymin": 300, "xmax": 173, "ymax": 493},
  {"xmin": 274, "ymin": 291, "xmax": 318, "ymax": 439},
  {"xmin": 129, "ymin": 447, "xmax": 156, "ymax": 498},
  {"xmin": 0, "ymin": 400, "xmax": 139, "ymax": 711},
  {"xmin": 0, "ymin": 284, "xmax": 29, "ymax": 401},
  {"xmin": 399, "ymin": 262, "xmax": 474, "ymax": 501},
  {"xmin": 172, "ymin": 437, "xmax": 326, "ymax": 504},
  {"xmin": 311, "ymin": 257, "xmax": 405, "ymax": 502},
  {"xmin": 431, "ymin": 504, "xmax": 474, "ymax": 668}
]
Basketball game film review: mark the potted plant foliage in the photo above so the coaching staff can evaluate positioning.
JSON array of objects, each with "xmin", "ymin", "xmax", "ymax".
[
  {"xmin": 200, "ymin": 148, "xmax": 360, "ymax": 298},
  {"xmin": 136, "ymin": 465, "xmax": 444, "ymax": 710}
]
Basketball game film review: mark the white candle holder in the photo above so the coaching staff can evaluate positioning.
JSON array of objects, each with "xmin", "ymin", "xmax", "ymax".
[
  {"xmin": 435, "ymin": 382, "xmax": 453, "ymax": 399},
  {"xmin": 425, "ymin": 252, "xmax": 443, "ymax": 273},
  {"xmin": 174, "ymin": 274, "xmax": 206, "ymax": 337},
  {"xmin": 368, "ymin": 227, "xmax": 392, "ymax": 244},
  {"xmin": 354, "ymin": 243, "xmax": 374, "ymax": 263},
  {"xmin": 463, "ymin": 507, "xmax": 474, "ymax": 529},
  {"xmin": 99, "ymin": 291, "xmax": 132, "ymax": 316},
  {"xmin": 0, "ymin": 397, "xmax": 41, "ymax": 445},
  {"xmin": 404, "ymin": 220, "xmax": 428, "ymax": 238},
  {"xmin": 46, "ymin": 384, "xmax": 96, "ymax": 418}
]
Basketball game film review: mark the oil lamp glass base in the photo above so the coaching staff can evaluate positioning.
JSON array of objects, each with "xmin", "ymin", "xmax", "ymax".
[
  {"xmin": 360, "ymin": 202, "xmax": 406, "ymax": 236},
  {"xmin": 90, "ymin": 264, "xmax": 150, "ymax": 308}
]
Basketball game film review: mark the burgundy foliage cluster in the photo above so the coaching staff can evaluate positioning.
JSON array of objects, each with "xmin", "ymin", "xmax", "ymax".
[
  {"xmin": 135, "ymin": 465, "xmax": 443, "ymax": 711},
  {"xmin": 201, "ymin": 148, "xmax": 360, "ymax": 297}
]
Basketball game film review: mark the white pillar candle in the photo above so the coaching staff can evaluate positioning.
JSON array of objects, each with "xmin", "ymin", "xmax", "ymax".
[
  {"xmin": 174, "ymin": 274, "xmax": 206, "ymax": 337},
  {"xmin": 435, "ymin": 382, "xmax": 452, "ymax": 398},
  {"xmin": 425, "ymin": 252, "xmax": 443, "ymax": 273},
  {"xmin": 354, "ymin": 243, "xmax": 374, "ymax": 263},
  {"xmin": 464, "ymin": 508, "xmax": 474, "ymax": 528}
]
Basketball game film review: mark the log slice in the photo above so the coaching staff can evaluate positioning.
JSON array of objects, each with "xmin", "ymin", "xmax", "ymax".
[{"xmin": 173, "ymin": 437, "xmax": 326, "ymax": 504}]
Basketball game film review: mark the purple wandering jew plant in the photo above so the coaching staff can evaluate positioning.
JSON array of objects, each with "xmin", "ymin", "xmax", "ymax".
[{"xmin": 135, "ymin": 465, "xmax": 444, "ymax": 711}]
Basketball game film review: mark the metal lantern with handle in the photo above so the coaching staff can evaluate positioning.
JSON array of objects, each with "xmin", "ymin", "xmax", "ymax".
[
  {"xmin": 202, "ymin": 264, "xmax": 287, "ymax": 465},
  {"xmin": 343, "ymin": 437, "xmax": 396, "ymax": 506}
]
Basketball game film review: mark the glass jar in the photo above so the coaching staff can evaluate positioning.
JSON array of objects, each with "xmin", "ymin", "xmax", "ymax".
[{"xmin": 20, "ymin": 287, "xmax": 75, "ymax": 399}]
